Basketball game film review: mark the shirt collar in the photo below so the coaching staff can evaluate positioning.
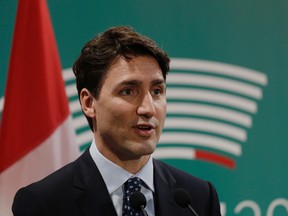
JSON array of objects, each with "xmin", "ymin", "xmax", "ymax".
[{"xmin": 89, "ymin": 139, "xmax": 154, "ymax": 194}]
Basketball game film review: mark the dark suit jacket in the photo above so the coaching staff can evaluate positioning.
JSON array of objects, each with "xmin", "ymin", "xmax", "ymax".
[{"xmin": 12, "ymin": 148, "xmax": 221, "ymax": 216}]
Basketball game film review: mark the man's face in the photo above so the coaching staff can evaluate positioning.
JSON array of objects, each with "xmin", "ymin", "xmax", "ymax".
[{"xmin": 93, "ymin": 56, "xmax": 167, "ymax": 164}]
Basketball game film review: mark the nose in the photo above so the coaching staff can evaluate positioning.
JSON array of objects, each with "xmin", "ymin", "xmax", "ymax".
[{"xmin": 137, "ymin": 93, "xmax": 156, "ymax": 118}]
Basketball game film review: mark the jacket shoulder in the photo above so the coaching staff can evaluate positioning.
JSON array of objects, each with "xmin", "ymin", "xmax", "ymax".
[
  {"xmin": 12, "ymin": 149, "xmax": 93, "ymax": 215},
  {"xmin": 153, "ymin": 159, "xmax": 206, "ymax": 185},
  {"xmin": 153, "ymin": 159, "xmax": 221, "ymax": 216}
]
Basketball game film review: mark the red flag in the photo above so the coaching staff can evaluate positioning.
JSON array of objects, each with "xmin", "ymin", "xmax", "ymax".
[{"xmin": 0, "ymin": 1, "xmax": 78, "ymax": 215}]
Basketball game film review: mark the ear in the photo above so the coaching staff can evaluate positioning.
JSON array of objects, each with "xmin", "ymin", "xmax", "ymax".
[{"xmin": 80, "ymin": 88, "xmax": 96, "ymax": 118}]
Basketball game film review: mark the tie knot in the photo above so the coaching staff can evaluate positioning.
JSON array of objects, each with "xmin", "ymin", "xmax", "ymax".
[{"xmin": 124, "ymin": 177, "xmax": 142, "ymax": 197}]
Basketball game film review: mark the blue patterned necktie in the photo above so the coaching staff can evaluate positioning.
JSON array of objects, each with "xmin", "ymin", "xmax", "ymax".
[{"xmin": 122, "ymin": 177, "xmax": 142, "ymax": 216}]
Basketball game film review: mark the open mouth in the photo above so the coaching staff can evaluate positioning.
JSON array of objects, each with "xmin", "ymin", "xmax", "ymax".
[
  {"xmin": 133, "ymin": 123, "xmax": 155, "ymax": 136},
  {"xmin": 137, "ymin": 125, "xmax": 153, "ymax": 130}
]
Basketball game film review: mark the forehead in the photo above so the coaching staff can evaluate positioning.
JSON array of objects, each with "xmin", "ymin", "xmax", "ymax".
[{"xmin": 103, "ymin": 56, "xmax": 164, "ymax": 85}]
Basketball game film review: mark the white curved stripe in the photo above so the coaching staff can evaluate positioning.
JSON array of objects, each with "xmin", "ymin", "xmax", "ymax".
[
  {"xmin": 62, "ymin": 68, "xmax": 75, "ymax": 81},
  {"xmin": 159, "ymin": 132, "xmax": 242, "ymax": 156},
  {"xmin": 167, "ymin": 88, "xmax": 257, "ymax": 113},
  {"xmin": 153, "ymin": 147, "xmax": 196, "ymax": 159},
  {"xmin": 76, "ymin": 130, "xmax": 93, "ymax": 146},
  {"xmin": 69, "ymin": 99, "xmax": 82, "ymax": 113},
  {"xmin": 72, "ymin": 115, "xmax": 88, "ymax": 130},
  {"xmin": 167, "ymin": 103, "xmax": 252, "ymax": 127},
  {"xmin": 167, "ymin": 74, "xmax": 262, "ymax": 99},
  {"xmin": 164, "ymin": 118, "xmax": 247, "ymax": 141},
  {"xmin": 170, "ymin": 58, "xmax": 268, "ymax": 85},
  {"xmin": 0, "ymin": 97, "xmax": 4, "ymax": 113},
  {"xmin": 65, "ymin": 84, "xmax": 78, "ymax": 98}
]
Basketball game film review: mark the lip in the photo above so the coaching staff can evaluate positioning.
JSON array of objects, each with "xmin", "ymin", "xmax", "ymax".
[{"xmin": 133, "ymin": 123, "xmax": 155, "ymax": 137}]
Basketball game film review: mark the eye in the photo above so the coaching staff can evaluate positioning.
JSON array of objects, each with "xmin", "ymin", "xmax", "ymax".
[
  {"xmin": 120, "ymin": 88, "xmax": 133, "ymax": 96},
  {"xmin": 152, "ymin": 88, "xmax": 164, "ymax": 96}
]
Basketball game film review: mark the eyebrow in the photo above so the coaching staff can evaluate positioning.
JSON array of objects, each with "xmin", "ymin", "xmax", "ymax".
[
  {"xmin": 118, "ymin": 78, "xmax": 165, "ymax": 87},
  {"xmin": 152, "ymin": 79, "xmax": 166, "ymax": 85}
]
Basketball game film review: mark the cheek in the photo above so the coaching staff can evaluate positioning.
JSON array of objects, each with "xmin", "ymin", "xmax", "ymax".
[
  {"xmin": 157, "ymin": 100, "xmax": 167, "ymax": 114},
  {"xmin": 95, "ymin": 105, "xmax": 114, "ymax": 126},
  {"xmin": 156, "ymin": 101, "xmax": 167, "ymax": 123},
  {"xmin": 98, "ymin": 105, "xmax": 129, "ymax": 125}
]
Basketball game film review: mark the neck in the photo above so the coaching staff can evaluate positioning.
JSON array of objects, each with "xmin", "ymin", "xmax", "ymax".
[
  {"xmin": 94, "ymin": 137, "xmax": 150, "ymax": 174},
  {"xmin": 116, "ymin": 156, "xmax": 150, "ymax": 174},
  {"xmin": 100, "ymin": 149, "xmax": 150, "ymax": 174}
]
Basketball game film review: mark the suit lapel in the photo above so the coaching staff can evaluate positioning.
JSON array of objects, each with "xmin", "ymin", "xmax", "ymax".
[
  {"xmin": 72, "ymin": 149, "xmax": 117, "ymax": 216},
  {"xmin": 153, "ymin": 160, "xmax": 182, "ymax": 216},
  {"xmin": 70, "ymin": 150, "xmax": 186, "ymax": 216}
]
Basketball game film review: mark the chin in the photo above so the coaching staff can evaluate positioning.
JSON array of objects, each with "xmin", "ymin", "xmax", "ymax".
[
  {"xmin": 139, "ymin": 145, "xmax": 156, "ymax": 156},
  {"xmin": 127, "ymin": 140, "xmax": 157, "ymax": 156}
]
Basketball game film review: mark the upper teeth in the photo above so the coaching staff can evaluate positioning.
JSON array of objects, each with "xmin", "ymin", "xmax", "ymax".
[{"xmin": 138, "ymin": 126, "xmax": 150, "ymax": 129}]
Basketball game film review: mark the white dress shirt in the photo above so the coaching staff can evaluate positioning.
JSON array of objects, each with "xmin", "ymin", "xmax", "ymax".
[{"xmin": 89, "ymin": 140, "xmax": 155, "ymax": 216}]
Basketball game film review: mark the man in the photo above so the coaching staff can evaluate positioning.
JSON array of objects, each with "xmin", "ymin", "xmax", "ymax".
[{"xmin": 12, "ymin": 26, "xmax": 221, "ymax": 216}]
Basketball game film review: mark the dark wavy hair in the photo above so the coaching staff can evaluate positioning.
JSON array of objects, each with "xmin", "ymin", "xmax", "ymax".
[{"xmin": 73, "ymin": 26, "xmax": 170, "ymax": 131}]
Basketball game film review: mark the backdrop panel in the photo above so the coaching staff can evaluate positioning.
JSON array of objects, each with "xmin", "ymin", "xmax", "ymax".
[{"xmin": 1, "ymin": 1, "xmax": 288, "ymax": 215}]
